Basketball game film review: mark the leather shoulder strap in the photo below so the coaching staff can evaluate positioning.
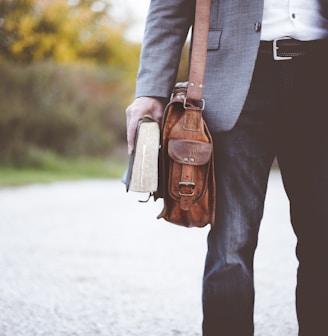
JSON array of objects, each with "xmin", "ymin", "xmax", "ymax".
[{"xmin": 186, "ymin": 0, "xmax": 211, "ymax": 102}]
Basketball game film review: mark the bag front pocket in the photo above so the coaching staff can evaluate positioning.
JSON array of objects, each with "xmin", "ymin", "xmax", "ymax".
[{"xmin": 167, "ymin": 139, "xmax": 212, "ymax": 205}]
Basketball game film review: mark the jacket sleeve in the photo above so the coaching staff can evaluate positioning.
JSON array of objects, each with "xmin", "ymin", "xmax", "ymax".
[{"xmin": 135, "ymin": 0, "xmax": 196, "ymax": 99}]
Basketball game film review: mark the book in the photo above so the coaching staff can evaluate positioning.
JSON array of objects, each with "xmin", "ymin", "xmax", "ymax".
[{"xmin": 122, "ymin": 118, "xmax": 160, "ymax": 193}]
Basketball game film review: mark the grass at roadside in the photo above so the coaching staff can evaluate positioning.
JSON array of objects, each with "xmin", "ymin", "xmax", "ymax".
[{"xmin": 0, "ymin": 157, "xmax": 127, "ymax": 187}]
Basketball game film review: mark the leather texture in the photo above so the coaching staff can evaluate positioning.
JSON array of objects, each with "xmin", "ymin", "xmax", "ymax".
[
  {"xmin": 186, "ymin": 0, "xmax": 211, "ymax": 101},
  {"xmin": 157, "ymin": 86, "xmax": 216, "ymax": 228}
]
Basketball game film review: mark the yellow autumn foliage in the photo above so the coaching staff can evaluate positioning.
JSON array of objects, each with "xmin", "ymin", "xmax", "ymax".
[{"xmin": 0, "ymin": 0, "xmax": 140, "ymax": 74}]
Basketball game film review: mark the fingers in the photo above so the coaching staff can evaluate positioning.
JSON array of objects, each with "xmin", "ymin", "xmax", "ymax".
[{"xmin": 126, "ymin": 97, "xmax": 164, "ymax": 154}]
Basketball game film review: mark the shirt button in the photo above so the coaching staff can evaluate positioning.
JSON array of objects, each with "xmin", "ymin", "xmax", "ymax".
[{"xmin": 254, "ymin": 21, "xmax": 262, "ymax": 32}]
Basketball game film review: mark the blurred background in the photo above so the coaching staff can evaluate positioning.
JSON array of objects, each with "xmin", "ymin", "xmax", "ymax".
[{"xmin": 0, "ymin": 0, "xmax": 189, "ymax": 186}]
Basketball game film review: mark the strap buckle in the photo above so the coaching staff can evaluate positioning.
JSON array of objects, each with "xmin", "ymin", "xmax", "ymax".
[
  {"xmin": 178, "ymin": 182, "xmax": 195, "ymax": 197},
  {"xmin": 273, "ymin": 37, "xmax": 293, "ymax": 61},
  {"xmin": 183, "ymin": 97, "xmax": 205, "ymax": 111}
]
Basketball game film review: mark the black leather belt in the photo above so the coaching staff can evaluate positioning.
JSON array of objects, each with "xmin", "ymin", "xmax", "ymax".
[{"xmin": 259, "ymin": 37, "xmax": 328, "ymax": 60}]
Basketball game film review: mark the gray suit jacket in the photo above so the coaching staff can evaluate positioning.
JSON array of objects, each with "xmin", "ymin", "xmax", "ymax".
[
  {"xmin": 135, "ymin": 0, "xmax": 261, "ymax": 133},
  {"xmin": 136, "ymin": 0, "xmax": 265, "ymax": 133}
]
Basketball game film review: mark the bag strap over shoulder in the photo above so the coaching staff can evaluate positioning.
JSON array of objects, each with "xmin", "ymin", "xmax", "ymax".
[{"xmin": 186, "ymin": 0, "xmax": 211, "ymax": 102}]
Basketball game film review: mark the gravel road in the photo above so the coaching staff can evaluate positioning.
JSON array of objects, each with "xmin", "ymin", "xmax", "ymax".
[{"xmin": 0, "ymin": 170, "xmax": 298, "ymax": 336}]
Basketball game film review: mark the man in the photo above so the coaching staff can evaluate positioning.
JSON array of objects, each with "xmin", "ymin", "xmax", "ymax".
[{"xmin": 126, "ymin": 1, "xmax": 328, "ymax": 335}]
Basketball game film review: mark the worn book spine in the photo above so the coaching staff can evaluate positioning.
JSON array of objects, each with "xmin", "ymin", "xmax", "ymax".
[{"xmin": 123, "ymin": 118, "xmax": 160, "ymax": 193}]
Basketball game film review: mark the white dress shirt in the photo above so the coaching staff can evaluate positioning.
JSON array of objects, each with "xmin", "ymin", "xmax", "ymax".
[{"xmin": 261, "ymin": 0, "xmax": 328, "ymax": 40}]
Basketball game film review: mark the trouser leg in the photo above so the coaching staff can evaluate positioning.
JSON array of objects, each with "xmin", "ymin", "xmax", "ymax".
[
  {"xmin": 202, "ymin": 54, "xmax": 276, "ymax": 335},
  {"xmin": 276, "ymin": 51, "xmax": 328, "ymax": 336}
]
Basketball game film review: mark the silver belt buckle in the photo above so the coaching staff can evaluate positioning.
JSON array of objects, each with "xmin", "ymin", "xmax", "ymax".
[{"xmin": 273, "ymin": 37, "xmax": 292, "ymax": 60}]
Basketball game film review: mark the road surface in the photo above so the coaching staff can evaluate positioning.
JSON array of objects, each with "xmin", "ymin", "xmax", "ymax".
[{"xmin": 0, "ymin": 170, "xmax": 298, "ymax": 335}]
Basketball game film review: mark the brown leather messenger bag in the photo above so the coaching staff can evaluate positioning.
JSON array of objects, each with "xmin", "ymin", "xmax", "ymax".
[{"xmin": 156, "ymin": 0, "xmax": 216, "ymax": 228}]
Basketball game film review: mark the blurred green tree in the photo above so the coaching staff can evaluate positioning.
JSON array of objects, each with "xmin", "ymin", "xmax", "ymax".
[{"xmin": 0, "ymin": 0, "xmax": 192, "ymax": 169}]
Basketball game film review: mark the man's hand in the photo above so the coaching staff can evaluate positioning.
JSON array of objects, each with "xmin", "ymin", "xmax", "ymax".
[{"xmin": 125, "ymin": 97, "xmax": 164, "ymax": 155}]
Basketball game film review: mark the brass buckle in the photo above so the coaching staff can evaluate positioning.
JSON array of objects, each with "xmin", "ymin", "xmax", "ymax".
[
  {"xmin": 273, "ymin": 37, "xmax": 292, "ymax": 61},
  {"xmin": 183, "ymin": 98, "xmax": 205, "ymax": 111},
  {"xmin": 178, "ymin": 182, "xmax": 195, "ymax": 197}
]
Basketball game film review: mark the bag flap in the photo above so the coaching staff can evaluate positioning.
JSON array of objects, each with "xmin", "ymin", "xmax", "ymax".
[{"xmin": 168, "ymin": 139, "xmax": 212, "ymax": 165}]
